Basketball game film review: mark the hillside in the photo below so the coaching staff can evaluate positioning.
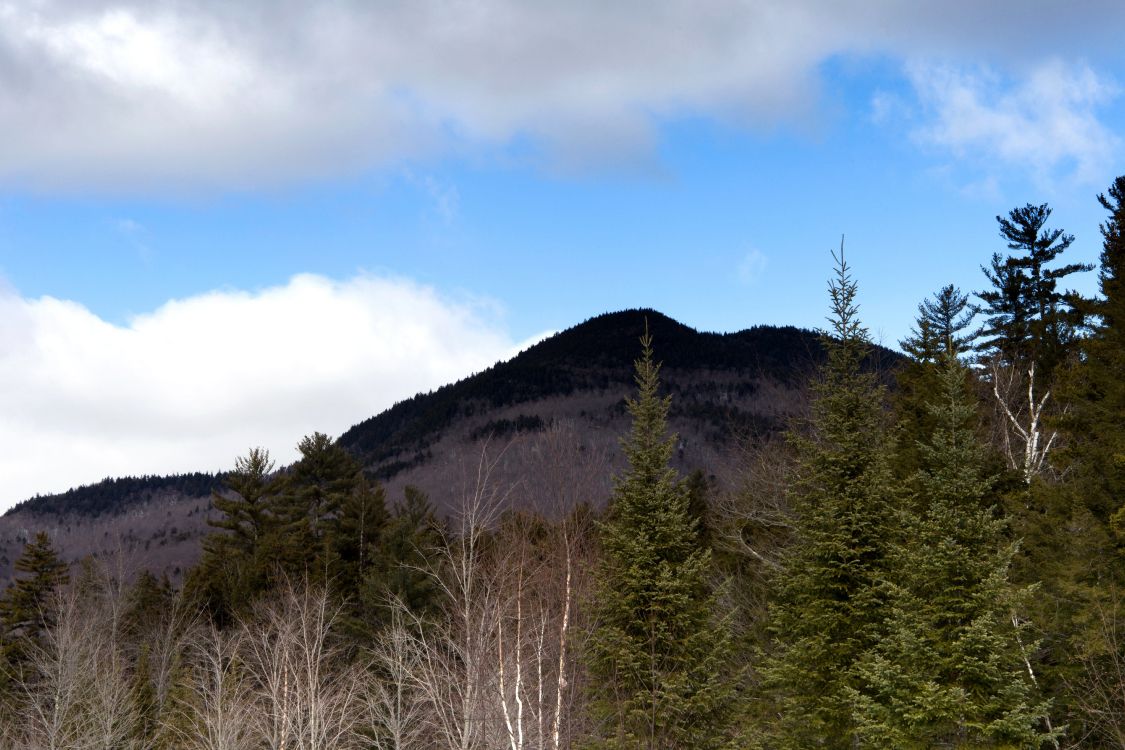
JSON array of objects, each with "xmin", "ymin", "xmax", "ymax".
[{"xmin": 0, "ymin": 309, "xmax": 898, "ymax": 585}]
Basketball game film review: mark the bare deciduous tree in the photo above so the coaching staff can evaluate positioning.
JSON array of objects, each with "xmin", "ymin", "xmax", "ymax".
[
  {"xmin": 164, "ymin": 623, "xmax": 255, "ymax": 750},
  {"xmin": 364, "ymin": 604, "xmax": 429, "ymax": 750},
  {"xmin": 14, "ymin": 584, "xmax": 140, "ymax": 750},
  {"xmin": 987, "ymin": 358, "xmax": 1060, "ymax": 483},
  {"xmin": 242, "ymin": 581, "xmax": 365, "ymax": 750}
]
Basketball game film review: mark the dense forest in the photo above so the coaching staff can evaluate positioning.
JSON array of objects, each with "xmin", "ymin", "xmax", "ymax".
[{"xmin": 1, "ymin": 177, "xmax": 1124, "ymax": 748}]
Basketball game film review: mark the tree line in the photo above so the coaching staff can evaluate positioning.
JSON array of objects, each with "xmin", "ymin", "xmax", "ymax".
[{"xmin": 0, "ymin": 176, "xmax": 1124, "ymax": 747}]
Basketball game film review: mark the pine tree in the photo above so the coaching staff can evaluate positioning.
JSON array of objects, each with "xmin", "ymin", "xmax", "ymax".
[
  {"xmin": 976, "ymin": 204, "xmax": 1091, "ymax": 482},
  {"xmin": 261, "ymin": 432, "xmax": 363, "ymax": 586},
  {"xmin": 207, "ymin": 447, "xmax": 276, "ymax": 555},
  {"xmin": 185, "ymin": 447, "xmax": 278, "ymax": 621},
  {"xmin": 330, "ymin": 476, "xmax": 388, "ymax": 599},
  {"xmin": 0, "ymin": 532, "xmax": 69, "ymax": 674},
  {"xmin": 360, "ymin": 485, "xmax": 444, "ymax": 623},
  {"xmin": 762, "ymin": 247, "xmax": 896, "ymax": 748},
  {"xmin": 977, "ymin": 203, "xmax": 1092, "ymax": 379},
  {"xmin": 585, "ymin": 328, "xmax": 738, "ymax": 750},
  {"xmin": 848, "ymin": 352, "xmax": 1055, "ymax": 747}
]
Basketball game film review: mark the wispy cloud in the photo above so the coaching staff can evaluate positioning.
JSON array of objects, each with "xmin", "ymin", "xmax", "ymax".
[
  {"xmin": 906, "ymin": 59, "xmax": 1120, "ymax": 186},
  {"xmin": 0, "ymin": 273, "xmax": 528, "ymax": 512},
  {"xmin": 114, "ymin": 217, "xmax": 153, "ymax": 263},
  {"xmin": 738, "ymin": 248, "xmax": 769, "ymax": 285},
  {"xmin": 403, "ymin": 171, "xmax": 461, "ymax": 224}
]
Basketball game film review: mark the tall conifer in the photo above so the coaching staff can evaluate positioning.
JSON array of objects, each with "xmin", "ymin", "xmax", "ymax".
[
  {"xmin": 849, "ymin": 352, "xmax": 1055, "ymax": 747},
  {"xmin": 0, "ymin": 532, "xmax": 69, "ymax": 677},
  {"xmin": 1050, "ymin": 176, "xmax": 1125, "ymax": 738},
  {"xmin": 585, "ymin": 329, "xmax": 737, "ymax": 750},
  {"xmin": 762, "ymin": 247, "xmax": 895, "ymax": 748}
]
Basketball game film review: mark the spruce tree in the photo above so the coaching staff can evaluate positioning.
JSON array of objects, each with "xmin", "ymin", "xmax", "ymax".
[
  {"xmin": 1049, "ymin": 176, "xmax": 1125, "ymax": 739},
  {"xmin": 585, "ymin": 329, "xmax": 738, "ymax": 750},
  {"xmin": 849, "ymin": 352, "xmax": 1055, "ymax": 747},
  {"xmin": 1057, "ymin": 176, "xmax": 1125, "ymax": 541},
  {"xmin": 330, "ymin": 476, "xmax": 388, "ymax": 599},
  {"xmin": 0, "ymin": 532, "xmax": 69, "ymax": 674},
  {"xmin": 895, "ymin": 285, "xmax": 975, "ymax": 477},
  {"xmin": 762, "ymin": 247, "xmax": 896, "ymax": 748}
]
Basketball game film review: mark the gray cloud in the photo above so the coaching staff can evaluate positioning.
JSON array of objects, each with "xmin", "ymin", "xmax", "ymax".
[{"xmin": 1, "ymin": 0, "xmax": 1123, "ymax": 190}]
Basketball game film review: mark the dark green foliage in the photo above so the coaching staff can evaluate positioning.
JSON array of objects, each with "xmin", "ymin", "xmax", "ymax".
[
  {"xmin": 0, "ymin": 532, "xmax": 69, "ymax": 673},
  {"xmin": 894, "ymin": 285, "xmax": 977, "ymax": 478},
  {"xmin": 685, "ymin": 469, "xmax": 713, "ymax": 550},
  {"xmin": 207, "ymin": 448, "xmax": 275, "ymax": 554},
  {"xmin": 258, "ymin": 432, "xmax": 364, "ymax": 587},
  {"xmin": 123, "ymin": 570, "xmax": 174, "ymax": 639},
  {"xmin": 469, "ymin": 413, "xmax": 547, "ymax": 441},
  {"xmin": 1057, "ymin": 176, "xmax": 1125, "ymax": 540},
  {"xmin": 5, "ymin": 472, "xmax": 221, "ymax": 518},
  {"xmin": 283, "ymin": 431, "xmax": 363, "ymax": 543},
  {"xmin": 360, "ymin": 485, "xmax": 444, "ymax": 623},
  {"xmin": 586, "ymin": 331, "xmax": 738, "ymax": 750},
  {"xmin": 849, "ymin": 353, "xmax": 1054, "ymax": 747},
  {"xmin": 900, "ymin": 284, "xmax": 974, "ymax": 363},
  {"xmin": 976, "ymin": 203, "xmax": 1092, "ymax": 379},
  {"xmin": 185, "ymin": 448, "xmax": 280, "ymax": 622},
  {"xmin": 1047, "ymin": 176, "xmax": 1125, "ymax": 738},
  {"xmin": 763, "ymin": 249, "xmax": 897, "ymax": 748},
  {"xmin": 337, "ymin": 312, "xmax": 872, "ymax": 479},
  {"xmin": 331, "ymin": 477, "xmax": 388, "ymax": 595}
]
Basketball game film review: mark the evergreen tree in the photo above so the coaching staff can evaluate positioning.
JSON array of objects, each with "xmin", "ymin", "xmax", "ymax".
[
  {"xmin": 901, "ymin": 284, "xmax": 974, "ymax": 364},
  {"xmin": 585, "ymin": 329, "xmax": 738, "ymax": 750},
  {"xmin": 330, "ymin": 476, "xmax": 388, "ymax": 599},
  {"xmin": 0, "ymin": 532, "xmax": 69, "ymax": 674},
  {"xmin": 261, "ymin": 432, "xmax": 363, "ymax": 586},
  {"xmin": 207, "ymin": 447, "xmax": 276, "ymax": 555},
  {"xmin": 895, "ymin": 285, "xmax": 975, "ymax": 477},
  {"xmin": 1048, "ymin": 176, "xmax": 1125, "ymax": 738},
  {"xmin": 977, "ymin": 203, "xmax": 1092, "ymax": 379},
  {"xmin": 975, "ymin": 204, "xmax": 1091, "ymax": 482},
  {"xmin": 849, "ymin": 352, "xmax": 1055, "ymax": 747},
  {"xmin": 762, "ymin": 248, "xmax": 896, "ymax": 748},
  {"xmin": 360, "ymin": 485, "xmax": 444, "ymax": 623},
  {"xmin": 185, "ymin": 447, "xmax": 278, "ymax": 622},
  {"xmin": 1057, "ymin": 176, "xmax": 1125, "ymax": 541}
]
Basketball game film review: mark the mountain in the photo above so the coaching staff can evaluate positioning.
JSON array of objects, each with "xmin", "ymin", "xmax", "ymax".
[{"xmin": 0, "ymin": 309, "xmax": 899, "ymax": 586}]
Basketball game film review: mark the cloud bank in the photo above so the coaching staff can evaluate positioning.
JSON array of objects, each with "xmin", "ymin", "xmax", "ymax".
[
  {"xmin": 0, "ymin": 273, "xmax": 529, "ymax": 513},
  {"xmin": 1, "ymin": 0, "xmax": 1123, "ymax": 189}
]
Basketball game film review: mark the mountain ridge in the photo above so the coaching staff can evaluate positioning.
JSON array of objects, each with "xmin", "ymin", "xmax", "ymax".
[{"xmin": 0, "ymin": 308, "xmax": 901, "ymax": 586}]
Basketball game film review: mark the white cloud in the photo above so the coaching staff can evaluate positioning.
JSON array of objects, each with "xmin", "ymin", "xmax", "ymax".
[
  {"xmin": 906, "ymin": 59, "xmax": 1120, "ymax": 185},
  {"xmin": 0, "ymin": 273, "xmax": 525, "ymax": 512},
  {"xmin": 738, "ymin": 248, "xmax": 769, "ymax": 285},
  {"xmin": 2, "ymin": 0, "xmax": 1122, "ymax": 190}
]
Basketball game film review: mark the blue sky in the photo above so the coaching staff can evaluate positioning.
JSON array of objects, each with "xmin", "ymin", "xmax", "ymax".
[{"xmin": 0, "ymin": 1, "xmax": 1123, "ymax": 509}]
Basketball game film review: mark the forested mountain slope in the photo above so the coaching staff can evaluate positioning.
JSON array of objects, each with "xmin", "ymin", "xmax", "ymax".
[{"xmin": 0, "ymin": 309, "xmax": 899, "ymax": 585}]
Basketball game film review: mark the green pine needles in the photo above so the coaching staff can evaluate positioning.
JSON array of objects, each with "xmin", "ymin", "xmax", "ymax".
[
  {"xmin": 765, "ymin": 247, "xmax": 1053, "ymax": 748},
  {"xmin": 585, "ymin": 327, "xmax": 738, "ymax": 750},
  {"xmin": 849, "ymin": 352, "xmax": 1055, "ymax": 748},
  {"xmin": 762, "ymin": 246, "xmax": 897, "ymax": 748}
]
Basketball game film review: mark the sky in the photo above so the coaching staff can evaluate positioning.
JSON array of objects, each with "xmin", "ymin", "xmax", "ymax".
[{"xmin": 1, "ymin": 0, "xmax": 1124, "ymax": 511}]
